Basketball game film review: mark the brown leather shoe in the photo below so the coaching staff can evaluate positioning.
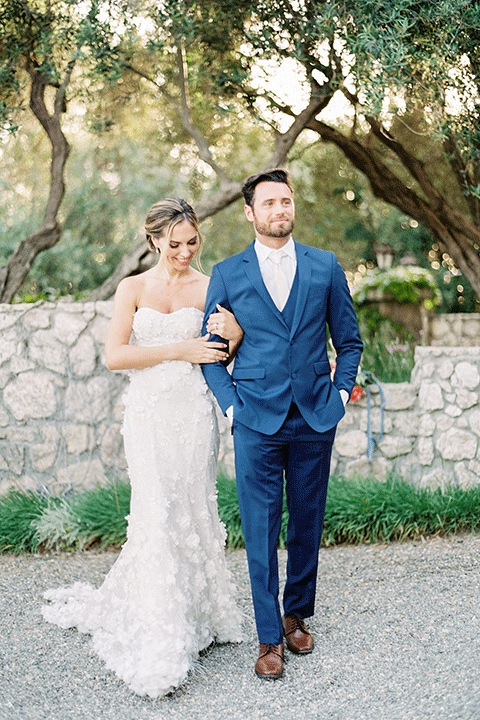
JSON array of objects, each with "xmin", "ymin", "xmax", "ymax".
[
  {"xmin": 255, "ymin": 643, "xmax": 284, "ymax": 679},
  {"xmin": 282, "ymin": 614, "xmax": 314, "ymax": 654}
]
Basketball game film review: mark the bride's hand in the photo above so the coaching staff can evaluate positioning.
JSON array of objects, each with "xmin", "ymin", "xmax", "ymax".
[
  {"xmin": 176, "ymin": 335, "xmax": 229, "ymax": 364},
  {"xmin": 206, "ymin": 304, "xmax": 244, "ymax": 341}
]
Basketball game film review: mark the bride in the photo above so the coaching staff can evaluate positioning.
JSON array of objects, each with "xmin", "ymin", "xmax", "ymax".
[{"xmin": 42, "ymin": 198, "xmax": 244, "ymax": 698}]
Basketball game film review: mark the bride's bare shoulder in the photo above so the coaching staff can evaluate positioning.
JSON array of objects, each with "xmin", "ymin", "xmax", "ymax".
[
  {"xmin": 116, "ymin": 270, "xmax": 150, "ymax": 293},
  {"xmin": 114, "ymin": 273, "xmax": 149, "ymax": 309}
]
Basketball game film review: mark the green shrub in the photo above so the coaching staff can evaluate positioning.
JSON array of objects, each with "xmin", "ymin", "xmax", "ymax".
[
  {"xmin": 322, "ymin": 476, "xmax": 480, "ymax": 545},
  {"xmin": 71, "ymin": 481, "xmax": 131, "ymax": 548},
  {"xmin": 1, "ymin": 476, "xmax": 479, "ymax": 553},
  {"xmin": 352, "ymin": 266, "xmax": 441, "ymax": 306},
  {"xmin": 0, "ymin": 491, "xmax": 49, "ymax": 552},
  {"xmin": 33, "ymin": 499, "xmax": 85, "ymax": 550}
]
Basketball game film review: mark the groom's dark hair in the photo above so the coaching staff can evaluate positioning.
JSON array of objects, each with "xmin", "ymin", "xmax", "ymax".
[{"xmin": 242, "ymin": 168, "xmax": 293, "ymax": 208}]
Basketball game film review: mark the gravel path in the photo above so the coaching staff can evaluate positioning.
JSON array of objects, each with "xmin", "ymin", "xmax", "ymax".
[{"xmin": 1, "ymin": 535, "xmax": 479, "ymax": 720}]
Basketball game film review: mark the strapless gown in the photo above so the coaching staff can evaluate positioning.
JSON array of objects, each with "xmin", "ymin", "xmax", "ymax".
[{"xmin": 42, "ymin": 307, "xmax": 242, "ymax": 698}]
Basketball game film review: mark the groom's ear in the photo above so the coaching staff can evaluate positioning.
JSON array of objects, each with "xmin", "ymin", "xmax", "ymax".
[{"xmin": 244, "ymin": 204, "xmax": 254, "ymax": 223}]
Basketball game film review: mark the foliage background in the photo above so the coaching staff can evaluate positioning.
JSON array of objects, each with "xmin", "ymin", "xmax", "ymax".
[
  {"xmin": 2, "ymin": 118, "xmax": 478, "ymax": 311},
  {"xmin": 1, "ymin": 0, "xmax": 479, "ymax": 310}
]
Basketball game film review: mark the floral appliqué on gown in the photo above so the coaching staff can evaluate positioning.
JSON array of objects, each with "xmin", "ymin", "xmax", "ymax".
[{"xmin": 42, "ymin": 307, "xmax": 243, "ymax": 698}]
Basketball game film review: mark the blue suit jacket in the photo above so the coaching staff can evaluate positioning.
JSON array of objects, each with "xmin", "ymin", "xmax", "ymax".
[{"xmin": 201, "ymin": 241, "xmax": 363, "ymax": 435}]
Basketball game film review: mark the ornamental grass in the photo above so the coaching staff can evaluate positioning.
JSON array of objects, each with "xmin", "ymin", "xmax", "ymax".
[{"xmin": 0, "ymin": 475, "xmax": 479, "ymax": 554}]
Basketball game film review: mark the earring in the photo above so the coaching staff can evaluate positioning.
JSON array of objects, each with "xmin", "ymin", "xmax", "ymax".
[{"xmin": 155, "ymin": 246, "xmax": 160, "ymax": 254}]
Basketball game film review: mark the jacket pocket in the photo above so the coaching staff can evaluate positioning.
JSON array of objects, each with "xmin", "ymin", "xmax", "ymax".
[
  {"xmin": 232, "ymin": 367, "xmax": 266, "ymax": 380},
  {"xmin": 313, "ymin": 360, "xmax": 332, "ymax": 375}
]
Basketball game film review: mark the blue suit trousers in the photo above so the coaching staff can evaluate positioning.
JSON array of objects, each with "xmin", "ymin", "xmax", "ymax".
[{"xmin": 233, "ymin": 402, "xmax": 336, "ymax": 644}]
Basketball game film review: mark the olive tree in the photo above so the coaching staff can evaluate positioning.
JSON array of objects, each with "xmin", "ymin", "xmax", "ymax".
[
  {"xmin": 4, "ymin": 0, "xmax": 480, "ymax": 302},
  {"xmin": 91, "ymin": 0, "xmax": 480, "ymax": 299},
  {"xmin": 0, "ymin": 0, "xmax": 123, "ymax": 301},
  {"xmin": 222, "ymin": 0, "xmax": 480, "ymax": 297},
  {"xmin": 87, "ymin": 0, "xmax": 334, "ymax": 299}
]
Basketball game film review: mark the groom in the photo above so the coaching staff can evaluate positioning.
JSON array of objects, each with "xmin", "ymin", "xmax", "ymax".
[{"xmin": 202, "ymin": 168, "xmax": 363, "ymax": 679}]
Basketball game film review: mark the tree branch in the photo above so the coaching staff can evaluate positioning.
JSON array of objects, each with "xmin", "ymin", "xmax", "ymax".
[
  {"xmin": 174, "ymin": 41, "xmax": 231, "ymax": 185},
  {"xmin": 365, "ymin": 116, "xmax": 445, "ymax": 209},
  {"xmin": 127, "ymin": 50, "xmax": 232, "ymax": 188},
  {"xmin": 124, "ymin": 63, "xmax": 180, "ymax": 110},
  {"xmin": 365, "ymin": 116, "xmax": 480, "ymax": 241},
  {"xmin": 443, "ymin": 132, "xmax": 480, "ymax": 226},
  {"xmin": 269, "ymin": 78, "xmax": 334, "ymax": 167},
  {"xmin": 307, "ymin": 116, "xmax": 480, "ymax": 297}
]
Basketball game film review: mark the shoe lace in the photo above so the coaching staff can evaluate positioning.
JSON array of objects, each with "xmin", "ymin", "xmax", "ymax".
[
  {"xmin": 287, "ymin": 615, "xmax": 307, "ymax": 633},
  {"xmin": 261, "ymin": 644, "xmax": 282, "ymax": 658}
]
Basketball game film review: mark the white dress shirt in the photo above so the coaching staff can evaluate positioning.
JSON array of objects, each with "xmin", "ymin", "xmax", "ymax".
[{"xmin": 254, "ymin": 237, "xmax": 297, "ymax": 306}]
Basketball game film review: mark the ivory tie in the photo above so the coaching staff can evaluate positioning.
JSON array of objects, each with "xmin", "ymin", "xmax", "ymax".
[{"xmin": 269, "ymin": 249, "xmax": 290, "ymax": 311}]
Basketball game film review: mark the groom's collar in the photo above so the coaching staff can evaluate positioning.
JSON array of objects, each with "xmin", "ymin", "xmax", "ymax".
[{"xmin": 254, "ymin": 237, "xmax": 296, "ymax": 265}]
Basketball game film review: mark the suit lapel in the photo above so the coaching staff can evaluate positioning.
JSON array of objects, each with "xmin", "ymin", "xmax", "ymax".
[
  {"xmin": 242, "ymin": 243, "xmax": 288, "ymax": 327},
  {"xmin": 290, "ymin": 243, "xmax": 311, "ymax": 338}
]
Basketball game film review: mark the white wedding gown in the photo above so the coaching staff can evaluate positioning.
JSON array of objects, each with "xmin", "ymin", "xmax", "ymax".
[{"xmin": 42, "ymin": 307, "xmax": 242, "ymax": 698}]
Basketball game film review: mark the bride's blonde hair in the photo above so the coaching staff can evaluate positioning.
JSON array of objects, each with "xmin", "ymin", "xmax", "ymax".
[{"xmin": 145, "ymin": 198, "xmax": 204, "ymax": 268}]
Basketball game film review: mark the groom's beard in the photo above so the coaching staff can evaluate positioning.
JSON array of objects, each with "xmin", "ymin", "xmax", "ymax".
[{"xmin": 253, "ymin": 216, "xmax": 294, "ymax": 239}]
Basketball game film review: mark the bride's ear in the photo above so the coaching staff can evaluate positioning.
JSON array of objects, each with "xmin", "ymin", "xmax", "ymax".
[{"xmin": 147, "ymin": 234, "xmax": 161, "ymax": 253}]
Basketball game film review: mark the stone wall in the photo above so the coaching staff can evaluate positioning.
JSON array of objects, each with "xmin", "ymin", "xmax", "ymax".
[
  {"xmin": 0, "ymin": 301, "xmax": 125, "ymax": 494},
  {"xmin": 331, "ymin": 347, "xmax": 480, "ymax": 490},
  {"xmin": 0, "ymin": 301, "xmax": 479, "ymax": 494},
  {"xmin": 430, "ymin": 313, "xmax": 480, "ymax": 346}
]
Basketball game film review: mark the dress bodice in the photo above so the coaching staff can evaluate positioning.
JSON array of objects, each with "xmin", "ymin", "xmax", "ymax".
[
  {"xmin": 132, "ymin": 306, "xmax": 204, "ymax": 346},
  {"xmin": 125, "ymin": 305, "xmax": 210, "ymax": 412}
]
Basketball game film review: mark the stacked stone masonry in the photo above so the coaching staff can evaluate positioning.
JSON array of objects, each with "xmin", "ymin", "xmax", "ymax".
[
  {"xmin": 430, "ymin": 313, "xmax": 480, "ymax": 347},
  {"xmin": 0, "ymin": 301, "xmax": 479, "ymax": 494},
  {"xmin": 331, "ymin": 346, "xmax": 480, "ymax": 489}
]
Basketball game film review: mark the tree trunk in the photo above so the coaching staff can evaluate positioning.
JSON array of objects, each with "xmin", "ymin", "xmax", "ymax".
[
  {"xmin": 0, "ymin": 67, "xmax": 72, "ymax": 303},
  {"xmin": 307, "ymin": 118, "xmax": 480, "ymax": 300}
]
